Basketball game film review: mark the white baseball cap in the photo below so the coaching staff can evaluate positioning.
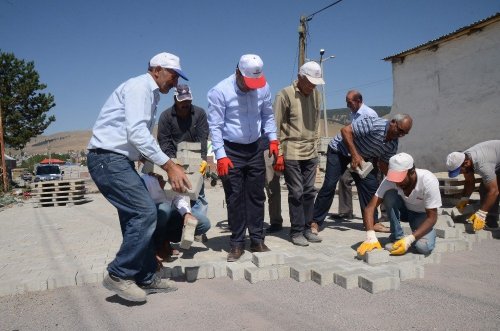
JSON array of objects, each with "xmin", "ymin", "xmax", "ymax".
[
  {"xmin": 299, "ymin": 61, "xmax": 325, "ymax": 85},
  {"xmin": 446, "ymin": 152, "xmax": 466, "ymax": 178},
  {"xmin": 149, "ymin": 52, "xmax": 188, "ymax": 81},
  {"xmin": 387, "ymin": 153, "xmax": 414, "ymax": 183},
  {"xmin": 238, "ymin": 54, "xmax": 266, "ymax": 89}
]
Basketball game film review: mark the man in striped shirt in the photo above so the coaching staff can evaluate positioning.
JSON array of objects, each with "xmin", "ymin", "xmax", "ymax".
[{"xmin": 311, "ymin": 114, "xmax": 413, "ymax": 231}]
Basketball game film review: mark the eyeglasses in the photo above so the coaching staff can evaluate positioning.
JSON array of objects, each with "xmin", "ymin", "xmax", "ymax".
[{"xmin": 395, "ymin": 122, "xmax": 409, "ymax": 136}]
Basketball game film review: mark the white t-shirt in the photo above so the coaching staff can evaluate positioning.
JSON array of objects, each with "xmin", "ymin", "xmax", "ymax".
[
  {"xmin": 376, "ymin": 169, "xmax": 442, "ymax": 213},
  {"xmin": 141, "ymin": 174, "xmax": 190, "ymax": 215}
]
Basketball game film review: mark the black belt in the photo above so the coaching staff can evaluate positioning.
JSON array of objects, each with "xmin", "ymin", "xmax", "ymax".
[{"xmin": 88, "ymin": 148, "xmax": 117, "ymax": 155}]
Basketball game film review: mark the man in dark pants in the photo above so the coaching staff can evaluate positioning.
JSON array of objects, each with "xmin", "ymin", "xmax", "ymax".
[
  {"xmin": 207, "ymin": 54, "xmax": 278, "ymax": 262},
  {"xmin": 157, "ymin": 84, "xmax": 209, "ymax": 216},
  {"xmin": 311, "ymin": 114, "xmax": 413, "ymax": 232},
  {"xmin": 87, "ymin": 52, "xmax": 191, "ymax": 302}
]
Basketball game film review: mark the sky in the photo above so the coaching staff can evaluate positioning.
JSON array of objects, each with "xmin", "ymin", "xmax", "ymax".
[{"xmin": 1, "ymin": 0, "xmax": 499, "ymax": 135}]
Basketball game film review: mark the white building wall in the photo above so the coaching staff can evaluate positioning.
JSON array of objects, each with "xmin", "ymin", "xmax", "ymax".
[{"xmin": 390, "ymin": 21, "xmax": 500, "ymax": 171}]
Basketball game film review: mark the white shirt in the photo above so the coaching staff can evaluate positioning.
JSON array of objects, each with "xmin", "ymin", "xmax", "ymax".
[
  {"xmin": 141, "ymin": 174, "xmax": 190, "ymax": 216},
  {"xmin": 350, "ymin": 103, "xmax": 378, "ymax": 123},
  {"xmin": 88, "ymin": 73, "xmax": 169, "ymax": 166},
  {"xmin": 376, "ymin": 169, "xmax": 442, "ymax": 213}
]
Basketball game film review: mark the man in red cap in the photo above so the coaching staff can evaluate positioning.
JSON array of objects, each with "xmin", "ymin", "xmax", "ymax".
[
  {"xmin": 357, "ymin": 153, "xmax": 441, "ymax": 256},
  {"xmin": 207, "ymin": 54, "xmax": 278, "ymax": 262}
]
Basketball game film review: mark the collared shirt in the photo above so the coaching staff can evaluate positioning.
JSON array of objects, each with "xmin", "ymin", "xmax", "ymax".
[
  {"xmin": 157, "ymin": 104, "xmax": 209, "ymax": 160},
  {"xmin": 376, "ymin": 169, "xmax": 442, "ymax": 213},
  {"xmin": 465, "ymin": 140, "xmax": 500, "ymax": 183},
  {"xmin": 329, "ymin": 116, "xmax": 398, "ymax": 163},
  {"xmin": 142, "ymin": 174, "xmax": 190, "ymax": 215},
  {"xmin": 274, "ymin": 81, "xmax": 322, "ymax": 160},
  {"xmin": 207, "ymin": 74, "xmax": 277, "ymax": 160},
  {"xmin": 350, "ymin": 103, "xmax": 378, "ymax": 122},
  {"xmin": 87, "ymin": 73, "xmax": 168, "ymax": 165}
]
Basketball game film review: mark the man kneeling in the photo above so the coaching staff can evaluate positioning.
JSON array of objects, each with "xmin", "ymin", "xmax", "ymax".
[{"xmin": 357, "ymin": 153, "xmax": 441, "ymax": 256}]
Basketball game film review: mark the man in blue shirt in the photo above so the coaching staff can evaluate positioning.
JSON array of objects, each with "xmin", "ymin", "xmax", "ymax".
[
  {"xmin": 207, "ymin": 54, "xmax": 278, "ymax": 262},
  {"xmin": 87, "ymin": 52, "xmax": 191, "ymax": 302}
]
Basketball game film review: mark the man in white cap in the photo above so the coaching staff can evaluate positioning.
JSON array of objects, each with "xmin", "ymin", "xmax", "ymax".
[
  {"xmin": 87, "ymin": 52, "xmax": 191, "ymax": 302},
  {"xmin": 207, "ymin": 54, "xmax": 278, "ymax": 262},
  {"xmin": 446, "ymin": 140, "xmax": 500, "ymax": 231},
  {"xmin": 272, "ymin": 61, "xmax": 324, "ymax": 246},
  {"xmin": 357, "ymin": 153, "xmax": 441, "ymax": 256}
]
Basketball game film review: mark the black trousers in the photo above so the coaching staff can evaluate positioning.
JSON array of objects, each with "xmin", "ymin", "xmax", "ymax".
[{"xmin": 221, "ymin": 139, "xmax": 266, "ymax": 248}]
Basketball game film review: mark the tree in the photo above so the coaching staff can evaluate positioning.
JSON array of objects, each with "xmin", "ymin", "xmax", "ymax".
[{"xmin": 0, "ymin": 51, "xmax": 56, "ymax": 150}]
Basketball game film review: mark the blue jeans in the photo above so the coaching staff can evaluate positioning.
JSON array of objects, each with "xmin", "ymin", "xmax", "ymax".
[
  {"xmin": 383, "ymin": 189, "xmax": 436, "ymax": 255},
  {"xmin": 191, "ymin": 182, "xmax": 208, "ymax": 216},
  {"xmin": 154, "ymin": 202, "xmax": 211, "ymax": 246},
  {"xmin": 313, "ymin": 147, "xmax": 379, "ymax": 225},
  {"xmin": 87, "ymin": 150, "xmax": 157, "ymax": 284}
]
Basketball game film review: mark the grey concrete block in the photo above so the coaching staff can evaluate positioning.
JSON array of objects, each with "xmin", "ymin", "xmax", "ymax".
[
  {"xmin": 185, "ymin": 264, "xmax": 215, "ymax": 282},
  {"xmin": 454, "ymin": 223, "xmax": 466, "ymax": 232},
  {"xmin": 476, "ymin": 230, "xmax": 493, "ymax": 241},
  {"xmin": 436, "ymin": 227, "xmax": 459, "ymax": 239},
  {"xmin": 388, "ymin": 261, "xmax": 421, "ymax": 281},
  {"xmin": 402, "ymin": 225, "xmax": 413, "ymax": 235},
  {"xmin": 212, "ymin": 262, "xmax": 228, "ymax": 278},
  {"xmin": 177, "ymin": 141, "xmax": 201, "ymax": 152},
  {"xmin": 47, "ymin": 274, "xmax": 78, "ymax": 290},
  {"xmin": 244, "ymin": 266, "xmax": 279, "ymax": 284},
  {"xmin": 334, "ymin": 269, "xmax": 364, "ymax": 289},
  {"xmin": 361, "ymin": 249, "xmax": 390, "ymax": 265},
  {"xmin": 437, "ymin": 214, "xmax": 455, "ymax": 227},
  {"xmin": 75, "ymin": 271, "xmax": 102, "ymax": 285},
  {"xmin": 276, "ymin": 265, "xmax": 290, "ymax": 279},
  {"xmin": 310, "ymin": 267, "xmax": 342, "ymax": 286},
  {"xmin": 163, "ymin": 266, "xmax": 184, "ymax": 279},
  {"xmin": 289, "ymin": 264, "xmax": 311, "ymax": 282},
  {"xmin": 227, "ymin": 261, "xmax": 254, "ymax": 281},
  {"xmin": 419, "ymin": 252, "xmax": 441, "ymax": 265},
  {"xmin": 358, "ymin": 273, "xmax": 400, "ymax": 294},
  {"xmin": 252, "ymin": 252, "xmax": 285, "ymax": 267}
]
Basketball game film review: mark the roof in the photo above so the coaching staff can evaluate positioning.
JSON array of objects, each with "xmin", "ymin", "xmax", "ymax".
[
  {"xmin": 39, "ymin": 158, "xmax": 65, "ymax": 164},
  {"xmin": 383, "ymin": 12, "xmax": 500, "ymax": 62}
]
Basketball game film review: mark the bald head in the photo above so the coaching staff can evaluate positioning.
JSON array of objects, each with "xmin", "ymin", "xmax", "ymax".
[{"xmin": 346, "ymin": 90, "xmax": 363, "ymax": 112}]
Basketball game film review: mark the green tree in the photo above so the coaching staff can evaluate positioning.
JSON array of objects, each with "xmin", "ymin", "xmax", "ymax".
[{"xmin": 0, "ymin": 51, "xmax": 56, "ymax": 150}]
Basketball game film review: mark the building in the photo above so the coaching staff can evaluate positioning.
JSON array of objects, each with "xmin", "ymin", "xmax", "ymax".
[{"xmin": 384, "ymin": 13, "xmax": 500, "ymax": 171}]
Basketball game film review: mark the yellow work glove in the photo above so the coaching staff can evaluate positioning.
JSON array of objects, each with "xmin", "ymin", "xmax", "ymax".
[
  {"xmin": 467, "ymin": 209, "xmax": 487, "ymax": 232},
  {"xmin": 455, "ymin": 197, "xmax": 469, "ymax": 212},
  {"xmin": 357, "ymin": 230, "xmax": 382, "ymax": 256},
  {"xmin": 199, "ymin": 160, "xmax": 208, "ymax": 176},
  {"xmin": 390, "ymin": 235, "xmax": 415, "ymax": 255}
]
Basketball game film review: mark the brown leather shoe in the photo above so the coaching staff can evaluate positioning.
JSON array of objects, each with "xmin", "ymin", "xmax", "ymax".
[
  {"xmin": 250, "ymin": 242, "xmax": 271, "ymax": 253},
  {"xmin": 227, "ymin": 247, "xmax": 245, "ymax": 262}
]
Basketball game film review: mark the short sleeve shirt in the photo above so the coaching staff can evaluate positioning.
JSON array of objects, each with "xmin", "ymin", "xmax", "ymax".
[{"xmin": 465, "ymin": 140, "xmax": 500, "ymax": 184}]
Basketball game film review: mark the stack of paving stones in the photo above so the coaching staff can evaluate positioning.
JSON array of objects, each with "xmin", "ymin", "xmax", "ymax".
[{"xmin": 156, "ymin": 213, "xmax": 492, "ymax": 294}]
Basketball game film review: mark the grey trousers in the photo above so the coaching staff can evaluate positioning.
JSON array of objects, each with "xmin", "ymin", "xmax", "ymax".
[
  {"xmin": 264, "ymin": 151, "xmax": 283, "ymax": 225},
  {"xmin": 338, "ymin": 170, "xmax": 353, "ymax": 214}
]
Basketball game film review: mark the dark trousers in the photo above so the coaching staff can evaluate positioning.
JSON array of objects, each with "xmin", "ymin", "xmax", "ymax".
[
  {"xmin": 480, "ymin": 172, "xmax": 500, "ymax": 225},
  {"xmin": 284, "ymin": 158, "xmax": 318, "ymax": 236},
  {"xmin": 313, "ymin": 147, "xmax": 379, "ymax": 224},
  {"xmin": 221, "ymin": 139, "xmax": 266, "ymax": 248}
]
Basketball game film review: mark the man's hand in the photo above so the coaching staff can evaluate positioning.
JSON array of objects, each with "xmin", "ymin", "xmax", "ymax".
[
  {"xmin": 455, "ymin": 197, "xmax": 469, "ymax": 212},
  {"xmin": 273, "ymin": 155, "xmax": 285, "ymax": 172},
  {"xmin": 357, "ymin": 230, "xmax": 381, "ymax": 256},
  {"xmin": 217, "ymin": 157, "xmax": 234, "ymax": 177},
  {"xmin": 269, "ymin": 140, "xmax": 279, "ymax": 159},
  {"xmin": 389, "ymin": 235, "xmax": 415, "ymax": 255},
  {"xmin": 467, "ymin": 209, "xmax": 487, "ymax": 232},
  {"xmin": 199, "ymin": 160, "xmax": 208, "ymax": 176},
  {"xmin": 162, "ymin": 160, "xmax": 192, "ymax": 193},
  {"xmin": 350, "ymin": 153, "xmax": 364, "ymax": 171}
]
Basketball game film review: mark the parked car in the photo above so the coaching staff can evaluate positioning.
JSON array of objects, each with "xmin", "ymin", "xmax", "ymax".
[{"xmin": 34, "ymin": 164, "xmax": 63, "ymax": 182}]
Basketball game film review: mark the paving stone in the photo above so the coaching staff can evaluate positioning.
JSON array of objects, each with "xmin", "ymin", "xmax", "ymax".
[
  {"xmin": 252, "ymin": 252, "xmax": 285, "ymax": 267},
  {"xmin": 436, "ymin": 214, "xmax": 455, "ymax": 228},
  {"xmin": 289, "ymin": 264, "xmax": 311, "ymax": 282},
  {"xmin": 311, "ymin": 265, "xmax": 347, "ymax": 286},
  {"xmin": 244, "ymin": 266, "xmax": 279, "ymax": 284},
  {"xmin": 212, "ymin": 262, "xmax": 228, "ymax": 278},
  {"xmin": 358, "ymin": 272, "xmax": 400, "ymax": 294},
  {"xmin": 454, "ymin": 223, "xmax": 466, "ymax": 232},
  {"xmin": 227, "ymin": 261, "xmax": 254, "ymax": 281},
  {"xmin": 185, "ymin": 264, "xmax": 215, "ymax": 282},
  {"xmin": 163, "ymin": 266, "xmax": 184, "ymax": 279},
  {"xmin": 276, "ymin": 265, "xmax": 291, "ymax": 279},
  {"xmin": 476, "ymin": 230, "xmax": 493, "ymax": 241},
  {"xmin": 436, "ymin": 227, "xmax": 459, "ymax": 239},
  {"xmin": 75, "ymin": 271, "xmax": 102, "ymax": 285},
  {"xmin": 361, "ymin": 249, "xmax": 390, "ymax": 265},
  {"xmin": 334, "ymin": 269, "xmax": 365, "ymax": 289},
  {"xmin": 387, "ymin": 261, "xmax": 423, "ymax": 281}
]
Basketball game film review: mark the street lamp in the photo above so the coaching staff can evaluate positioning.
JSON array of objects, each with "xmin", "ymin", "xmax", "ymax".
[{"xmin": 318, "ymin": 49, "xmax": 335, "ymax": 137}]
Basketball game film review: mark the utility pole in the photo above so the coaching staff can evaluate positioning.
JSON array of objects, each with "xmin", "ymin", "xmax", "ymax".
[{"xmin": 0, "ymin": 103, "xmax": 8, "ymax": 192}]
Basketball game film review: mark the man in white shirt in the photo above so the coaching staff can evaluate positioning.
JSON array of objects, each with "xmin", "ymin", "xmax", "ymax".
[
  {"xmin": 87, "ymin": 53, "xmax": 191, "ymax": 302},
  {"xmin": 357, "ymin": 153, "xmax": 441, "ymax": 256},
  {"xmin": 141, "ymin": 173, "xmax": 210, "ymax": 263}
]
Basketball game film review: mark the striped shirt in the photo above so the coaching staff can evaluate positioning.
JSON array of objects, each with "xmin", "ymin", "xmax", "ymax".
[{"xmin": 329, "ymin": 116, "xmax": 398, "ymax": 163}]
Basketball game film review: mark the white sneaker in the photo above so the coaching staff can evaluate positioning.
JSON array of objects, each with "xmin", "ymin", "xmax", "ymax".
[
  {"xmin": 180, "ymin": 216, "xmax": 198, "ymax": 249},
  {"xmin": 103, "ymin": 273, "xmax": 146, "ymax": 302},
  {"xmin": 139, "ymin": 274, "xmax": 178, "ymax": 294}
]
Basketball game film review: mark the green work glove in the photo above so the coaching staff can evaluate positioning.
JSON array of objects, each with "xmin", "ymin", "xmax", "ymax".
[{"xmin": 357, "ymin": 230, "xmax": 381, "ymax": 256}]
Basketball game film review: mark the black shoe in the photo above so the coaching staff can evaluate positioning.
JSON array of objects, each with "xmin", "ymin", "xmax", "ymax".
[
  {"xmin": 250, "ymin": 242, "xmax": 271, "ymax": 252},
  {"xmin": 266, "ymin": 223, "xmax": 283, "ymax": 233},
  {"xmin": 331, "ymin": 212, "xmax": 353, "ymax": 219},
  {"xmin": 227, "ymin": 247, "xmax": 245, "ymax": 262}
]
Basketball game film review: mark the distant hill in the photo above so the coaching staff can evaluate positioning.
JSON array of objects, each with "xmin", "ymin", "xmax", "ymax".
[{"xmin": 323, "ymin": 106, "xmax": 391, "ymax": 125}]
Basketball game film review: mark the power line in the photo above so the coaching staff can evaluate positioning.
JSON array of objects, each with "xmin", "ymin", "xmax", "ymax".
[{"xmin": 307, "ymin": 0, "xmax": 345, "ymax": 20}]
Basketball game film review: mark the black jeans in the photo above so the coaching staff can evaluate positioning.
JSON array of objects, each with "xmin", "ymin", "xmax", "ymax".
[
  {"xmin": 221, "ymin": 139, "xmax": 266, "ymax": 248},
  {"xmin": 283, "ymin": 158, "xmax": 318, "ymax": 236}
]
